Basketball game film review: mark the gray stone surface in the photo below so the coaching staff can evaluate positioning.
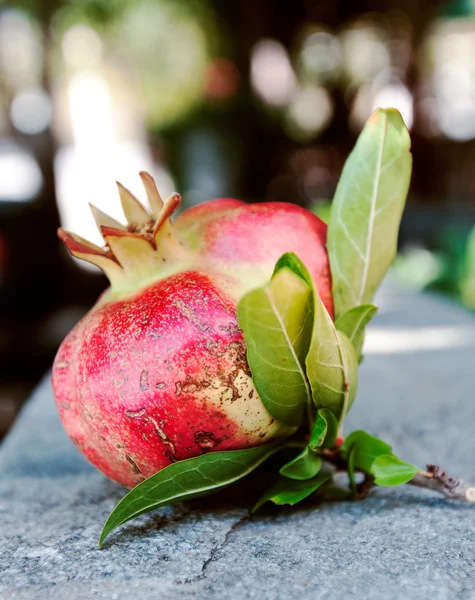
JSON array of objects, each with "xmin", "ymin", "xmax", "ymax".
[{"xmin": 1, "ymin": 284, "xmax": 475, "ymax": 600}]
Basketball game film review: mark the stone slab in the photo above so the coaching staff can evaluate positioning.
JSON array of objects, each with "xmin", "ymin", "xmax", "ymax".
[{"xmin": 1, "ymin": 284, "xmax": 475, "ymax": 600}]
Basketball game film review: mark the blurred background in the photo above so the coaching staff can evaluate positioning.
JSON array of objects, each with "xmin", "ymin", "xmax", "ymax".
[{"xmin": 1, "ymin": 0, "xmax": 475, "ymax": 439}]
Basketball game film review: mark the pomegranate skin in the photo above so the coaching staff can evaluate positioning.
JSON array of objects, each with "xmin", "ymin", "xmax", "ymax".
[
  {"xmin": 52, "ymin": 271, "xmax": 287, "ymax": 487},
  {"xmin": 176, "ymin": 200, "xmax": 334, "ymax": 318},
  {"xmin": 53, "ymin": 175, "xmax": 335, "ymax": 487}
]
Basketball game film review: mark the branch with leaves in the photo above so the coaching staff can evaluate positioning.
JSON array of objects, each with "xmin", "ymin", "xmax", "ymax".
[{"xmin": 99, "ymin": 109, "xmax": 474, "ymax": 548}]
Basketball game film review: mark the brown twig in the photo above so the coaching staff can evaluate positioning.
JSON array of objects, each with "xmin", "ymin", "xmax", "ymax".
[
  {"xmin": 356, "ymin": 474, "xmax": 376, "ymax": 499},
  {"xmin": 409, "ymin": 464, "xmax": 475, "ymax": 503},
  {"xmin": 320, "ymin": 448, "xmax": 347, "ymax": 470}
]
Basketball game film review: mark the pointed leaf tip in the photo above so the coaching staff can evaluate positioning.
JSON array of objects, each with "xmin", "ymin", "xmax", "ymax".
[
  {"xmin": 116, "ymin": 181, "xmax": 151, "ymax": 224},
  {"xmin": 139, "ymin": 171, "xmax": 165, "ymax": 217},
  {"xmin": 89, "ymin": 203, "xmax": 125, "ymax": 232},
  {"xmin": 328, "ymin": 108, "xmax": 412, "ymax": 319},
  {"xmin": 58, "ymin": 228, "xmax": 109, "ymax": 258},
  {"xmin": 57, "ymin": 227, "xmax": 125, "ymax": 286}
]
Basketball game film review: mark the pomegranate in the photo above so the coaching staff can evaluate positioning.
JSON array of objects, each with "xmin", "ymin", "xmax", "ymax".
[{"xmin": 52, "ymin": 173, "xmax": 333, "ymax": 486}]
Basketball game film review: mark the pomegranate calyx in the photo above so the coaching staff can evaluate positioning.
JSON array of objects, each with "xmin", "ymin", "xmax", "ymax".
[{"xmin": 58, "ymin": 172, "xmax": 192, "ymax": 294}]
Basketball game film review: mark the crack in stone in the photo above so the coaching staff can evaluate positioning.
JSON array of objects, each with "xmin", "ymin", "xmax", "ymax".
[{"xmin": 180, "ymin": 512, "xmax": 251, "ymax": 585}]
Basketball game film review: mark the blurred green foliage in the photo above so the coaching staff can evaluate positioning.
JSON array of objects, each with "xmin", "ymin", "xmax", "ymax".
[
  {"xmin": 6, "ymin": 0, "xmax": 221, "ymax": 129},
  {"xmin": 314, "ymin": 202, "xmax": 475, "ymax": 311},
  {"xmin": 394, "ymin": 226, "xmax": 475, "ymax": 310}
]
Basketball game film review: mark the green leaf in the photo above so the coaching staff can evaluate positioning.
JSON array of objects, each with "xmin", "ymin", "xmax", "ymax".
[
  {"xmin": 308, "ymin": 411, "xmax": 326, "ymax": 448},
  {"xmin": 341, "ymin": 430, "xmax": 392, "ymax": 473},
  {"xmin": 335, "ymin": 304, "xmax": 378, "ymax": 360},
  {"xmin": 270, "ymin": 253, "xmax": 359, "ymax": 424},
  {"xmin": 319, "ymin": 409, "xmax": 339, "ymax": 449},
  {"xmin": 305, "ymin": 285, "xmax": 359, "ymax": 421},
  {"xmin": 253, "ymin": 472, "xmax": 331, "ymax": 511},
  {"xmin": 272, "ymin": 252, "xmax": 312, "ymax": 284},
  {"xmin": 308, "ymin": 408, "xmax": 339, "ymax": 450},
  {"xmin": 341, "ymin": 431, "xmax": 420, "ymax": 488},
  {"xmin": 100, "ymin": 443, "xmax": 281, "ymax": 547},
  {"xmin": 372, "ymin": 454, "xmax": 420, "ymax": 486},
  {"xmin": 237, "ymin": 261, "xmax": 313, "ymax": 426},
  {"xmin": 328, "ymin": 108, "xmax": 412, "ymax": 319},
  {"xmin": 279, "ymin": 447, "xmax": 322, "ymax": 480}
]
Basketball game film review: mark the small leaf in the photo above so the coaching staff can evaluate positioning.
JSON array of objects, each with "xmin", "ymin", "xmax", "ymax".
[
  {"xmin": 308, "ymin": 411, "xmax": 327, "ymax": 448},
  {"xmin": 237, "ymin": 261, "xmax": 313, "ymax": 426},
  {"xmin": 328, "ymin": 108, "xmax": 412, "ymax": 319},
  {"xmin": 341, "ymin": 430, "xmax": 392, "ymax": 473},
  {"xmin": 253, "ymin": 472, "xmax": 331, "ymax": 511},
  {"xmin": 279, "ymin": 448, "xmax": 322, "ymax": 480},
  {"xmin": 319, "ymin": 409, "xmax": 339, "ymax": 449},
  {"xmin": 100, "ymin": 443, "xmax": 281, "ymax": 547},
  {"xmin": 305, "ymin": 289, "xmax": 359, "ymax": 421},
  {"xmin": 372, "ymin": 454, "xmax": 420, "ymax": 487},
  {"xmin": 335, "ymin": 304, "xmax": 378, "ymax": 360},
  {"xmin": 308, "ymin": 408, "xmax": 339, "ymax": 450}
]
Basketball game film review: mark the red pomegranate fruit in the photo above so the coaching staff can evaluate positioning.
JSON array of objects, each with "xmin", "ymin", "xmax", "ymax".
[{"xmin": 52, "ymin": 173, "xmax": 333, "ymax": 486}]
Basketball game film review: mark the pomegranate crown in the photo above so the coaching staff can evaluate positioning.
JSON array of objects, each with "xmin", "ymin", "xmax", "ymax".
[{"xmin": 58, "ymin": 172, "xmax": 189, "ymax": 290}]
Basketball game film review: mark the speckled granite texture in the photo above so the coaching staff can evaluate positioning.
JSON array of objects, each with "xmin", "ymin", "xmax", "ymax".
[{"xmin": 1, "ymin": 285, "xmax": 475, "ymax": 600}]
